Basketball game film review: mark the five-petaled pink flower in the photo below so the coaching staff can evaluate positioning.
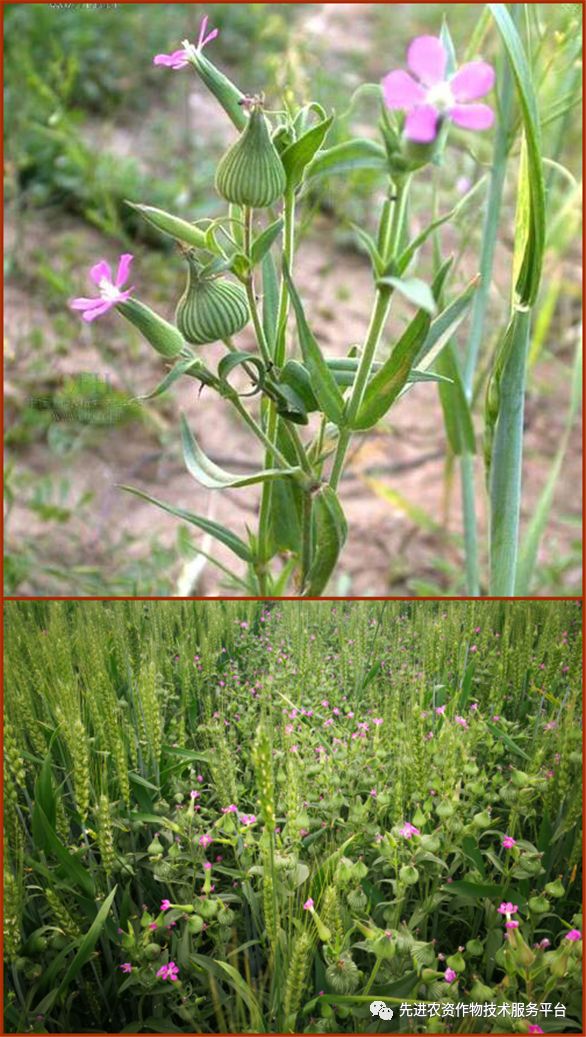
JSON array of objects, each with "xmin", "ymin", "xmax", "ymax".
[
  {"xmin": 221, "ymin": 804, "xmax": 238, "ymax": 814},
  {"xmin": 454, "ymin": 715, "xmax": 468, "ymax": 728},
  {"xmin": 498, "ymin": 902, "xmax": 519, "ymax": 916},
  {"xmin": 160, "ymin": 899, "xmax": 172, "ymax": 912},
  {"xmin": 435, "ymin": 704, "xmax": 446, "ymax": 715},
  {"xmin": 120, "ymin": 962, "xmax": 132, "ymax": 973},
  {"xmin": 156, "ymin": 961, "xmax": 180, "ymax": 982},
  {"xmin": 399, "ymin": 822, "xmax": 420, "ymax": 839},
  {"xmin": 382, "ymin": 35, "xmax": 495, "ymax": 143},
  {"xmin": 528, "ymin": 1028, "xmax": 544, "ymax": 1034},
  {"xmin": 199, "ymin": 833, "xmax": 213, "ymax": 848},
  {"xmin": 154, "ymin": 15, "xmax": 219, "ymax": 70},
  {"xmin": 502, "ymin": 835, "xmax": 516, "ymax": 849},
  {"xmin": 303, "ymin": 898, "xmax": 315, "ymax": 911},
  {"xmin": 239, "ymin": 813, "xmax": 257, "ymax": 826},
  {"xmin": 444, "ymin": 967, "xmax": 457, "ymax": 983},
  {"xmin": 70, "ymin": 254, "xmax": 134, "ymax": 322},
  {"xmin": 506, "ymin": 919, "xmax": 519, "ymax": 929},
  {"xmin": 565, "ymin": 929, "xmax": 582, "ymax": 941}
]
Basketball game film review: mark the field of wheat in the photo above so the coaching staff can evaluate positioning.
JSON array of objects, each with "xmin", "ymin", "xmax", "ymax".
[{"xmin": 3, "ymin": 599, "xmax": 583, "ymax": 1034}]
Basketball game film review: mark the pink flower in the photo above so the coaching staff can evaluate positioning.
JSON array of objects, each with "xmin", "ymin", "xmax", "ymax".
[
  {"xmin": 498, "ymin": 902, "xmax": 519, "ymax": 916},
  {"xmin": 382, "ymin": 35, "xmax": 494, "ymax": 143},
  {"xmin": 303, "ymin": 898, "xmax": 314, "ymax": 911},
  {"xmin": 502, "ymin": 836, "xmax": 516, "ymax": 849},
  {"xmin": 239, "ymin": 814, "xmax": 257, "ymax": 826},
  {"xmin": 492, "ymin": 715, "xmax": 500, "ymax": 722},
  {"xmin": 153, "ymin": 15, "xmax": 218, "ymax": 69},
  {"xmin": 435, "ymin": 705, "xmax": 446, "ymax": 715},
  {"xmin": 199, "ymin": 833, "xmax": 213, "ymax": 848},
  {"xmin": 70, "ymin": 254, "xmax": 134, "ymax": 322},
  {"xmin": 506, "ymin": 920, "xmax": 519, "ymax": 929},
  {"xmin": 444, "ymin": 967, "xmax": 457, "ymax": 983},
  {"xmin": 565, "ymin": 929, "xmax": 582, "ymax": 941},
  {"xmin": 370, "ymin": 788, "xmax": 377, "ymax": 798},
  {"xmin": 470, "ymin": 644, "xmax": 478, "ymax": 653},
  {"xmin": 156, "ymin": 961, "xmax": 180, "ymax": 982},
  {"xmin": 197, "ymin": 775, "xmax": 204, "ymax": 782},
  {"xmin": 321, "ymin": 699, "xmax": 329, "ymax": 707},
  {"xmin": 373, "ymin": 717, "xmax": 384, "ymax": 726},
  {"xmin": 160, "ymin": 899, "xmax": 172, "ymax": 912},
  {"xmin": 454, "ymin": 715, "xmax": 468, "ymax": 728},
  {"xmin": 120, "ymin": 963, "xmax": 132, "ymax": 973},
  {"xmin": 190, "ymin": 790, "xmax": 200, "ymax": 800},
  {"xmin": 148, "ymin": 922, "xmax": 158, "ymax": 931},
  {"xmin": 221, "ymin": 804, "xmax": 238, "ymax": 814},
  {"xmin": 203, "ymin": 861, "xmax": 212, "ymax": 871},
  {"xmin": 528, "ymin": 1028, "xmax": 544, "ymax": 1034},
  {"xmin": 399, "ymin": 822, "xmax": 420, "ymax": 839}
]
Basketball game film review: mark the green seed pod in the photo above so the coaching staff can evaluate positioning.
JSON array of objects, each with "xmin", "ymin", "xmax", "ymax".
[
  {"xmin": 469, "ymin": 977, "xmax": 495, "ymax": 1002},
  {"xmin": 188, "ymin": 914, "xmax": 204, "ymax": 934},
  {"xmin": 145, "ymin": 942, "xmax": 162, "ymax": 960},
  {"xmin": 436, "ymin": 801, "xmax": 455, "ymax": 818},
  {"xmin": 117, "ymin": 298, "xmax": 184, "ymax": 359},
  {"xmin": 215, "ymin": 101, "xmax": 286, "ymax": 208},
  {"xmin": 325, "ymin": 952, "xmax": 360, "ymax": 993},
  {"xmin": 466, "ymin": 939, "xmax": 484, "ymax": 957},
  {"xmin": 472, "ymin": 810, "xmax": 491, "ymax": 829},
  {"xmin": 545, "ymin": 878, "xmax": 565, "ymax": 898},
  {"xmin": 446, "ymin": 952, "xmax": 465, "ymax": 972},
  {"xmin": 400, "ymin": 864, "xmax": 419, "ymax": 885},
  {"xmin": 176, "ymin": 254, "xmax": 249, "ymax": 345},
  {"xmin": 346, "ymin": 886, "xmax": 367, "ymax": 911},
  {"xmin": 196, "ymin": 897, "xmax": 219, "ymax": 919},
  {"xmin": 528, "ymin": 896, "xmax": 550, "ymax": 914}
]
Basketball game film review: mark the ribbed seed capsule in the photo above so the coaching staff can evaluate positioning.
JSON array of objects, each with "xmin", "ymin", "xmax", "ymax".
[
  {"xmin": 176, "ymin": 254, "xmax": 249, "ymax": 345},
  {"xmin": 215, "ymin": 102, "xmax": 286, "ymax": 208}
]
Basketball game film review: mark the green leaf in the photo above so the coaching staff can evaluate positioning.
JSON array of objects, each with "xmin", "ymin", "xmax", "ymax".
[
  {"xmin": 303, "ymin": 485, "xmax": 348, "ymax": 596},
  {"xmin": 126, "ymin": 202, "xmax": 211, "ymax": 252},
  {"xmin": 120, "ymin": 485, "xmax": 253, "ymax": 563},
  {"xmin": 32, "ymin": 804, "xmax": 94, "ymax": 898},
  {"xmin": 218, "ymin": 352, "xmax": 265, "ymax": 395},
  {"xmin": 136, "ymin": 357, "xmax": 213, "ymax": 401},
  {"xmin": 353, "ymin": 309, "xmax": 430, "ymax": 430},
  {"xmin": 32, "ymin": 755, "xmax": 56, "ymax": 849},
  {"xmin": 304, "ymin": 138, "xmax": 387, "ymax": 183},
  {"xmin": 282, "ymin": 260, "xmax": 345, "ymax": 426},
  {"xmin": 192, "ymin": 955, "xmax": 265, "ymax": 1032},
  {"xmin": 489, "ymin": 4, "xmax": 545, "ymax": 305},
  {"xmin": 267, "ymin": 421, "xmax": 304, "ymax": 554},
  {"xmin": 34, "ymin": 887, "xmax": 118, "ymax": 1016},
  {"xmin": 181, "ymin": 414, "xmax": 299, "ymax": 488},
  {"xmin": 349, "ymin": 222, "xmax": 384, "ymax": 276},
  {"xmin": 436, "ymin": 343, "xmax": 476, "ymax": 455},
  {"xmin": 485, "ymin": 720, "xmax": 530, "ymax": 761},
  {"xmin": 411, "ymin": 275, "xmax": 479, "ymax": 374},
  {"xmin": 281, "ymin": 115, "xmax": 334, "ymax": 188},
  {"xmin": 377, "ymin": 276, "xmax": 437, "ymax": 315},
  {"xmin": 443, "ymin": 880, "xmax": 526, "ymax": 906},
  {"xmin": 250, "ymin": 218, "xmax": 283, "ymax": 266}
]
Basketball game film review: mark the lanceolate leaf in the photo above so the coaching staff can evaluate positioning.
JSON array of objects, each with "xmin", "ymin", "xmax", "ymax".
[
  {"xmin": 126, "ymin": 202, "xmax": 212, "ymax": 252},
  {"xmin": 304, "ymin": 138, "xmax": 387, "ymax": 183},
  {"xmin": 436, "ymin": 343, "xmax": 476, "ymax": 455},
  {"xmin": 181, "ymin": 414, "xmax": 299, "ymax": 488},
  {"xmin": 120, "ymin": 485, "xmax": 253, "ymax": 563},
  {"xmin": 281, "ymin": 115, "xmax": 334, "ymax": 188},
  {"xmin": 32, "ymin": 804, "xmax": 94, "ymax": 898},
  {"xmin": 377, "ymin": 276, "xmax": 437, "ymax": 315},
  {"xmin": 282, "ymin": 261, "xmax": 346, "ymax": 426},
  {"xmin": 250, "ymin": 218, "xmax": 283, "ymax": 266},
  {"xmin": 303, "ymin": 485, "xmax": 348, "ymax": 596},
  {"xmin": 489, "ymin": 4, "xmax": 545, "ymax": 305},
  {"xmin": 352, "ymin": 309, "xmax": 431, "ymax": 430}
]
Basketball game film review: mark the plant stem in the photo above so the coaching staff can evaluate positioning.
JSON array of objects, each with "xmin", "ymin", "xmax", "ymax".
[
  {"xmin": 229, "ymin": 396, "xmax": 291, "ymax": 469},
  {"xmin": 243, "ymin": 207, "xmax": 273, "ymax": 369},
  {"xmin": 300, "ymin": 490, "xmax": 313, "ymax": 589},
  {"xmin": 364, "ymin": 956, "xmax": 382, "ymax": 995},
  {"xmin": 257, "ymin": 188, "xmax": 297, "ymax": 571},
  {"xmin": 329, "ymin": 178, "xmax": 410, "ymax": 491},
  {"xmin": 458, "ymin": 34, "xmax": 516, "ymax": 595}
]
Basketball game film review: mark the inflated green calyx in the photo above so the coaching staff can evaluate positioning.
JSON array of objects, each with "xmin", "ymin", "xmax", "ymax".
[
  {"xmin": 215, "ymin": 97, "xmax": 286, "ymax": 208},
  {"xmin": 175, "ymin": 252, "xmax": 249, "ymax": 345}
]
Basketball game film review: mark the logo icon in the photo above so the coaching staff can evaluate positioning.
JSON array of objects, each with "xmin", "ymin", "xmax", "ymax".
[{"xmin": 370, "ymin": 1000, "xmax": 394, "ymax": 1020}]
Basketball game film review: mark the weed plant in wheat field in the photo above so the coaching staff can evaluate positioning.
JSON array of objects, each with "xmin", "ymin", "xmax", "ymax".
[{"xmin": 3, "ymin": 600, "xmax": 583, "ymax": 1034}]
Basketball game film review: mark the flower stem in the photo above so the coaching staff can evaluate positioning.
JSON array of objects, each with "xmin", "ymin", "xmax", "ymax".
[
  {"xmin": 257, "ymin": 188, "xmax": 297, "ymax": 571},
  {"xmin": 329, "ymin": 179, "xmax": 409, "ymax": 491},
  {"xmin": 243, "ymin": 206, "xmax": 273, "ymax": 369}
]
